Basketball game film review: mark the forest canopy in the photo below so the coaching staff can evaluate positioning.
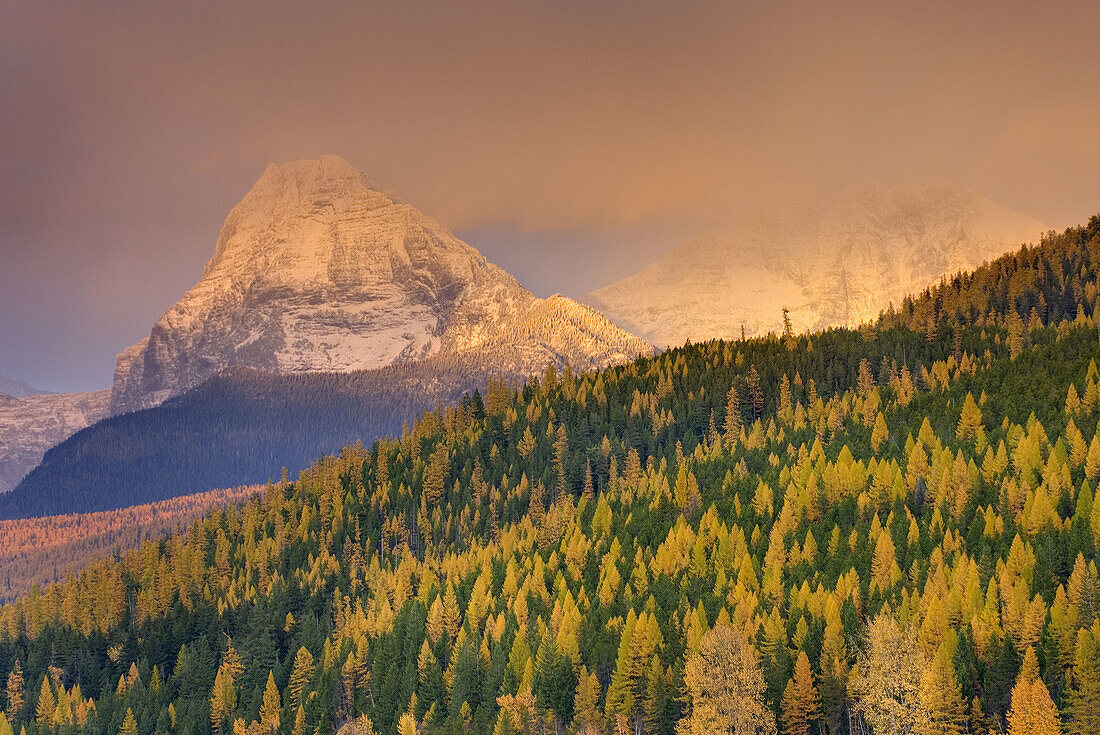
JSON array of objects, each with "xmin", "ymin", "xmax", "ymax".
[{"xmin": 1, "ymin": 217, "xmax": 1099, "ymax": 735}]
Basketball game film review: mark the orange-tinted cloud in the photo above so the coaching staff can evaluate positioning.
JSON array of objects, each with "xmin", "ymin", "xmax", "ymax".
[{"xmin": 1, "ymin": 0, "xmax": 1098, "ymax": 389}]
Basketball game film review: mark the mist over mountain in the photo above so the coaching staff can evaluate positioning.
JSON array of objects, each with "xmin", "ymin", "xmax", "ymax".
[{"xmin": 589, "ymin": 184, "xmax": 1048, "ymax": 347}]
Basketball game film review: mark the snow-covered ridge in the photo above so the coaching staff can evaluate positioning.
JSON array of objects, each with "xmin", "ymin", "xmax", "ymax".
[
  {"xmin": 111, "ymin": 156, "xmax": 651, "ymax": 413},
  {"xmin": 588, "ymin": 184, "xmax": 1048, "ymax": 347}
]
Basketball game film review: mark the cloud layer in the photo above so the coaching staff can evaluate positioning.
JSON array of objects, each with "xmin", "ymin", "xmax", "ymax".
[{"xmin": 1, "ymin": 0, "xmax": 1098, "ymax": 390}]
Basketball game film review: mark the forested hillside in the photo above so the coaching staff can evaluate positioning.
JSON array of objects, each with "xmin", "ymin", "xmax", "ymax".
[
  {"xmin": 1, "ymin": 352, "xmax": 549, "ymax": 519},
  {"xmin": 0, "ymin": 486, "xmax": 259, "ymax": 603},
  {"xmin": 0, "ymin": 218, "xmax": 1098, "ymax": 735}
]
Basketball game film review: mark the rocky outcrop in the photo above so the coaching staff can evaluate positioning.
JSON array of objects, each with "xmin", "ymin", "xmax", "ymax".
[
  {"xmin": 588, "ymin": 184, "xmax": 1047, "ymax": 347},
  {"xmin": 0, "ymin": 389, "xmax": 110, "ymax": 492}
]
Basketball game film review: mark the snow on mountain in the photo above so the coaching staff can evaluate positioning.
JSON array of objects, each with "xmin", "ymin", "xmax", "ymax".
[
  {"xmin": 587, "ymin": 184, "xmax": 1048, "ymax": 348},
  {"xmin": 0, "ymin": 374, "xmax": 48, "ymax": 398},
  {"xmin": 111, "ymin": 156, "xmax": 651, "ymax": 413},
  {"xmin": 0, "ymin": 389, "xmax": 110, "ymax": 493}
]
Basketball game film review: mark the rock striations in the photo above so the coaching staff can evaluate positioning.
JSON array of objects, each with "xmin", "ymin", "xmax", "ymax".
[
  {"xmin": 0, "ymin": 389, "xmax": 110, "ymax": 493},
  {"xmin": 111, "ymin": 156, "xmax": 650, "ymax": 414},
  {"xmin": 588, "ymin": 184, "xmax": 1048, "ymax": 347}
]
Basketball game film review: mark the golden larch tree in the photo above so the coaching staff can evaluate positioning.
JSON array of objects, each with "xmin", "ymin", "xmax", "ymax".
[{"xmin": 780, "ymin": 651, "xmax": 821, "ymax": 735}]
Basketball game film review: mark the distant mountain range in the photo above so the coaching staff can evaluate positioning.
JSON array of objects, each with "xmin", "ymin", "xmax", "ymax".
[
  {"xmin": 0, "ymin": 374, "xmax": 48, "ymax": 398},
  {"xmin": 588, "ymin": 184, "xmax": 1048, "ymax": 347}
]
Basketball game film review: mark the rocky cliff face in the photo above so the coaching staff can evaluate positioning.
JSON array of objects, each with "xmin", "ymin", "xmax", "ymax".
[
  {"xmin": 112, "ymin": 156, "xmax": 650, "ymax": 413},
  {"xmin": 588, "ymin": 185, "xmax": 1048, "ymax": 347},
  {"xmin": 0, "ymin": 389, "xmax": 110, "ymax": 492}
]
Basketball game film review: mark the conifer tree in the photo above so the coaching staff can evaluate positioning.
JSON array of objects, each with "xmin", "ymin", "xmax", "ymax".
[
  {"xmin": 914, "ymin": 648, "xmax": 967, "ymax": 735},
  {"xmin": 423, "ymin": 445, "xmax": 448, "ymax": 504},
  {"xmin": 725, "ymin": 385, "xmax": 743, "ymax": 444},
  {"xmin": 574, "ymin": 667, "xmax": 604, "ymax": 735},
  {"xmin": 260, "ymin": 671, "xmax": 281, "ymax": 734},
  {"xmin": 1066, "ymin": 631, "xmax": 1100, "ymax": 735},
  {"xmin": 33, "ymin": 677, "xmax": 52, "ymax": 731},
  {"xmin": 210, "ymin": 664, "xmax": 237, "ymax": 733},
  {"xmin": 957, "ymin": 393, "xmax": 983, "ymax": 443},
  {"xmin": 747, "ymin": 367, "xmax": 765, "ymax": 420},
  {"xmin": 1007, "ymin": 648, "xmax": 1062, "ymax": 735},
  {"xmin": 1007, "ymin": 310, "xmax": 1025, "ymax": 359},
  {"xmin": 288, "ymin": 647, "xmax": 314, "ymax": 712},
  {"xmin": 4, "ymin": 662, "xmax": 23, "ymax": 720},
  {"xmin": 292, "ymin": 705, "xmax": 306, "ymax": 735},
  {"xmin": 870, "ymin": 530, "xmax": 900, "ymax": 593},
  {"xmin": 780, "ymin": 651, "xmax": 821, "ymax": 735},
  {"xmin": 119, "ymin": 708, "xmax": 137, "ymax": 735},
  {"xmin": 398, "ymin": 712, "xmax": 418, "ymax": 735},
  {"xmin": 871, "ymin": 413, "xmax": 889, "ymax": 453}
]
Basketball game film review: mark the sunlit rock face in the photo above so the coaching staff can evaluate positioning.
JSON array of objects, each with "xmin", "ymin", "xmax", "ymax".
[
  {"xmin": 0, "ymin": 389, "xmax": 110, "ymax": 492},
  {"xmin": 588, "ymin": 184, "xmax": 1048, "ymax": 347},
  {"xmin": 111, "ymin": 156, "xmax": 650, "ymax": 413}
]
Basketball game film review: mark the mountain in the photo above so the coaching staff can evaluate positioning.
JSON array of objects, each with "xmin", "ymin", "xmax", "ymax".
[
  {"xmin": 1, "ymin": 217, "xmax": 1097, "ymax": 735},
  {"xmin": 0, "ymin": 374, "xmax": 48, "ymax": 398},
  {"xmin": 588, "ymin": 184, "xmax": 1048, "ymax": 347},
  {"xmin": 0, "ymin": 156, "xmax": 649, "ymax": 515},
  {"xmin": 0, "ymin": 389, "xmax": 110, "ymax": 493},
  {"xmin": 1, "ymin": 343, "xmax": 632, "ymax": 517},
  {"xmin": 111, "ymin": 155, "xmax": 648, "ymax": 414}
]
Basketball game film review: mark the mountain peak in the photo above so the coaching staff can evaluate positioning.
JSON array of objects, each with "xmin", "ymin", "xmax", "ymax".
[
  {"xmin": 111, "ymin": 158, "xmax": 648, "ymax": 414},
  {"xmin": 590, "ymin": 184, "xmax": 1047, "ymax": 347},
  {"xmin": 0, "ymin": 374, "xmax": 49, "ymax": 399},
  {"xmin": 255, "ymin": 154, "xmax": 374, "ymax": 188}
]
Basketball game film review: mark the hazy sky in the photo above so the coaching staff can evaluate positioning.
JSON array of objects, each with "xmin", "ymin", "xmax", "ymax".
[{"xmin": 2, "ymin": 0, "xmax": 1098, "ymax": 392}]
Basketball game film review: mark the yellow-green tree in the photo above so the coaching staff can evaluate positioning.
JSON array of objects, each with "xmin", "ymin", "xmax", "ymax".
[
  {"xmin": 4, "ymin": 661, "xmax": 23, "ymax": 720},
  {"xmin": 678, "ymin": 625, "xmax": 776, "ymax": 735},
  {"xmin": 1007, "ymin": 648, "xmax": 1062, "ymax": 735},
  {"xmin": 259, "ymin": 671, "xmax": 281, "ymax": 734},
  {"xmin": 1066, "ymin": 630, "xmax": 1100, "ymax": 735},
  {"xmin": 34, "ymin": 676, "xmax": 53, "ymax": 731},
  {"xmin": 956, "ymin": 393, "xmax": 983, "ymax": 443},
  {"xmin": 119, "ymin": 708, "xmax": 137, "ymax": 735},
  {"xmin": 288, "ymin": 647, "xmax": 314, "ymax": 711},
  {"xmin": 780, "ymin": 651, "xmax": 821, "ymax": 735},
  {"xmin": 914, "ymin": 647, "xmax": 966, "ymax": 735}
]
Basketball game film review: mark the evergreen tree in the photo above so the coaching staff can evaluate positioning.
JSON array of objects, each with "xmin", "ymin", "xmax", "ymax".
[
  {"xmin": 1066, "ymin": 631, "xmax": 1100, "ymax": 735},
  {"xmin": 780, "ymin": 651, "xmax": 821, "ymax": 735},
  {"xmin": 4, "ymin": 662, "xmax": 23, "ymax": 721}
]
